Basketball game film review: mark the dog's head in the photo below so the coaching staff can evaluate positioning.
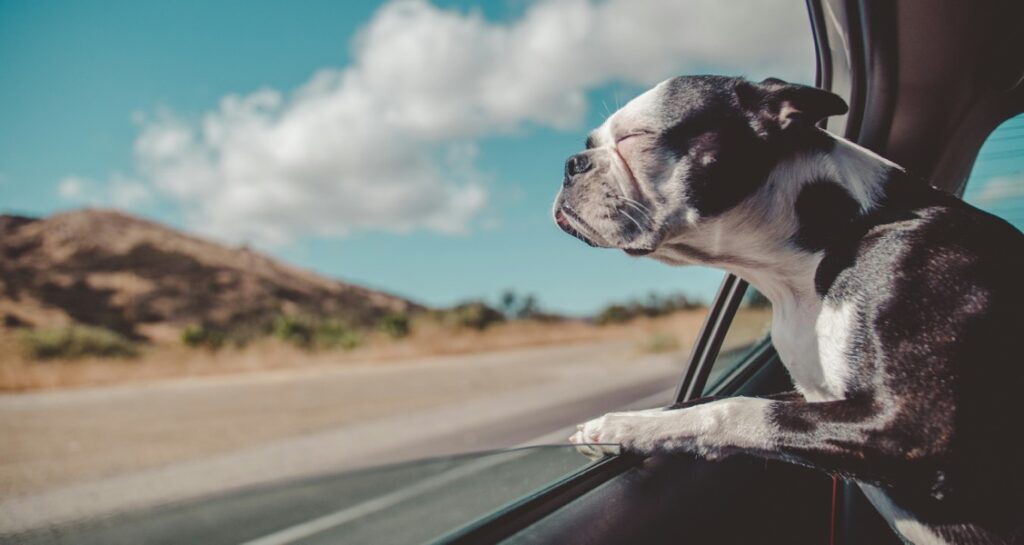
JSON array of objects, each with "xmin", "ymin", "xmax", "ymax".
[{"xmin": 552, "ymin": 75, "xmax": 847, "ymax": 257}]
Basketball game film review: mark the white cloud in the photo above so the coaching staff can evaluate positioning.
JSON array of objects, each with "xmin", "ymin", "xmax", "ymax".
[
  {"xmin": 57, "ymin": 176, "xmax": 93, "ymax": 202},
  {"xmin": 57, "ymin": 174, "xmax": 151, "ymax": 208},
  {"xmin": 76, "ymin": 0, "xmax": 812, "ymax": 245},
  {"xmin": 972, "ymin": 174, "xmax": 1024, "ymax": 205},
  {"xmin": 109, "ymin": 175, "xmax": 153, "ymax": 208}
]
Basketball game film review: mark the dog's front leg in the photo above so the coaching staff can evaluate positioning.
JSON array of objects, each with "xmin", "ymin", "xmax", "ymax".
[
  {"xmin": 570, "ymin": 397, "xmax": 774, "ymax": 459},
  {"xmin": 572, "ymin": 396, "xmax": 938, "ymax": 485}
]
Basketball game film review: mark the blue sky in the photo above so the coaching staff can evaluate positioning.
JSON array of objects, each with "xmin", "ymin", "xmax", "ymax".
[{"xmin": 1, "ymin": 1, "xmax": 1019, "ymax": 315}]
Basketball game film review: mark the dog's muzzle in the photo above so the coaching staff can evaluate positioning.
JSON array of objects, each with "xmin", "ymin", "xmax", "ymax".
[{"xmin": 554, "ymin": 207, "xmax": 600, "ymax": 247}]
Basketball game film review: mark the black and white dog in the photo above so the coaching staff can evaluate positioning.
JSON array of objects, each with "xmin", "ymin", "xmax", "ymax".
[{"xmin": 555, "ymin": 76, "xmax": 1024, "ymax": 544}]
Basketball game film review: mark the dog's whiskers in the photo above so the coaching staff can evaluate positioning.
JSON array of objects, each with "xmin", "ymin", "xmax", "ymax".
[
  {"xmin": 615, "ymin": 196, "xmax": 653, "ymax": 222},
  {"xmin": 617, "ymin": 195, "xmax": 652, "ymax": 213},
  {"xmin": 619, "ymin": 208, "xmax": 645, "ymax": 231},
  {"xmin": 620, "ymin": 201, "xmax": 652, "ymax": 224}
]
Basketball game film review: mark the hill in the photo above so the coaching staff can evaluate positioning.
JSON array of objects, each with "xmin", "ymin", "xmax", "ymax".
[{"xmin": 0, "ymin": 209, "xmax": 420, "ymax": 341}]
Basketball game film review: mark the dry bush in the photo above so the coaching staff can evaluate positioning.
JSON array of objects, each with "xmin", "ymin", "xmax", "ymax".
[
  {"xmin": 17, "ymin": 326, "xmax": 138, "ymax": 360},
  {"xmin": 0, "ymin": 308, "xmax": 710, "ymax": 392}
]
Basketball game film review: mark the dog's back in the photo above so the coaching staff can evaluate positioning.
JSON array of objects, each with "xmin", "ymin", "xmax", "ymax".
[{"xmin": 819, "ymin": 172, "xmax": 1024, "ymax": 541}]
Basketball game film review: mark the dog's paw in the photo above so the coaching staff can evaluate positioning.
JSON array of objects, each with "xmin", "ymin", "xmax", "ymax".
[
  {"xmin": 569, "ymin": 414, "xmax": 621, "ymax": 459},
  {"xmin": 569, "ymin": 410, "xmax": 662, "ymax": 457}
]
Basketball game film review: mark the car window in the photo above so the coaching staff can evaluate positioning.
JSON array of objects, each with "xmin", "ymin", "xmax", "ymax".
[
  {"xmin": 701, "ymin": 287, "xmax": 773, "ymax": 395},
  {"xmin": 0, "ymin": 1, "xmax": 814, "ymax": 544},
  {"xmin": 962, "ymin": 114, "xmax": 1024, "ymax": 231}
]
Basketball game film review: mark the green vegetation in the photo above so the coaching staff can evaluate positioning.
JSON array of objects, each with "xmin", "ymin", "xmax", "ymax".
[
  {"xmin": 595, "ymin": 292, "xmax": 703, "ymax": 325},
  {"xmin": 271, "ymin": 315, "xmax": 362, "ymax": 351},
  {"xmin": 498, "ymin": 290, "xmax": 540, "ymax": 319},
  {"xmin": 181, "ymin": 324, "xmax": 226, "ymax": 349},
  {"xmin": 312, "ymin": 320, "xmax": 363, "ymax": 350},
  {"xmin": 179, "ymin": 314, "xmax": 374, "ymax": 352},
  {"xmin": 440, "ymin": 301, "xmax": 506, "ymax": 330},
  {"xmin": 378, "ymin": 312, "xmax": 411, "ymax": 339},
  {"xmin": 171, "ymin": 292, "xmax": 562, "ymax": 351},
  {"xmin": 19, "ymin": 326, "xmax": 138, "ymax": 360},
  {"xmin": 271, "ymin": 315, "xmax": 315, "ymax": 347}
]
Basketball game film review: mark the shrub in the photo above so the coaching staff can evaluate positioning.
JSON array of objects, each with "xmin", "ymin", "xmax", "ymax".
[
  {"xmin": 313, "ymin": 321, "xmax": 362, "ymax": 350},
  {"xmin": 497, "ymin": 290, "xmax": 542, "ymax": 319},
  {"xmin": 378, "ymin": 312, "xmax": 411, "ymax": 339},
  {"xmin": 594, "ymin": 292, "xmax": 704, "ymax": 325},
  {"xmin": 19, "ymin": 326, "xmax": 138, "ymax": 360},
  {"xmin": 272, "ymin": 315, "xmax": 315, "ymax": 348},
  {"xmin": 271, "ymin": 315, "xmax": 363, "ymax": 351},
  {"xmin": 444, "ymin": 301, "xmax": 505, "ymax": 330},
  {"xmin": 181, "ymin": 324, "xmax": 225, "ymax": 349},
  {"xmin": 595, "ymin": 304, "xmax": 632, "ymax": 326}
]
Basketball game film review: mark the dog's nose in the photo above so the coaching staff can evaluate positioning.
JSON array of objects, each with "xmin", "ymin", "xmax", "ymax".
[{"xmin": 564, "ymin": 154, "xmax": 592, "ymax": 184}]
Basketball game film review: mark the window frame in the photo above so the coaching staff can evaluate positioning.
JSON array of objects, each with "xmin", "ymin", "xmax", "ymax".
[{"xmin": 673, "ymin": 274, "xmax": 749, "ymax": 403}]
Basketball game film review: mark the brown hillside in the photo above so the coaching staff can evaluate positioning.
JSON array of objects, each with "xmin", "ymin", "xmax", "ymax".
[{"xmin": 0, "ymin": 209, "xmax": 421, "ymax": 341}]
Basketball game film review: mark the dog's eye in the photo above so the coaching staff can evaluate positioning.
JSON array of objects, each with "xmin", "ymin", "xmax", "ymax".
[
  {"xmin": 615, "ymin": 131, "xmax": 651, "ymax": 156},
  {"xmin": 615, "ymin": 130, "xmax": 653, "ymax": 145}
]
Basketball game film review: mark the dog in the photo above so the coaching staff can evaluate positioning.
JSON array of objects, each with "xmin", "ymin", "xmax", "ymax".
[{"xmin": 555, "ymin": 75, "xmax": 1024, "ymax": 544}]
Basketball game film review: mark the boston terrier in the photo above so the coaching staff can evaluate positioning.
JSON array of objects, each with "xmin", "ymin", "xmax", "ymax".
[{"xmin": 555, "ymin": 75, "xmax": 1024, "ymax": 544}]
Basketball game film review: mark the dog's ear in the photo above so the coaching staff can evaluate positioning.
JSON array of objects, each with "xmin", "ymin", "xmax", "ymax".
[{"xmin": 736, "ymin": 77, "xmax": 848, "ymax": 131}]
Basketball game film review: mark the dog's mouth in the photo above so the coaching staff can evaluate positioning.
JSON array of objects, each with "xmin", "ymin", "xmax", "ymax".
[
  {"xmin": 555, "ymin": 207, "xmax": 602, "ymax": 247},
  {"xmin": 556, "ymin": 206, "xmax": 656, "ymax": 256}
]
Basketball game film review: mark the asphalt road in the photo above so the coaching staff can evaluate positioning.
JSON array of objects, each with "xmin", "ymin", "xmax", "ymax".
[
  {"xmin": 1, "ymin": 340, "xmax": 684, "ymax": 544},
  {"xmin": 5, "ymin": 387, "xmax": 671, "ymax": 545}
]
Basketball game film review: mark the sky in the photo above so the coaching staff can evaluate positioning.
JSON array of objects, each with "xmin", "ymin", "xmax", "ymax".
[{"xmin": 1, "ymin": 0, "xmax": 1020, "ymax": 315}]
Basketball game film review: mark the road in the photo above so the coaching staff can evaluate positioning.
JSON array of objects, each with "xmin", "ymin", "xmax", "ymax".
[{"xmin": 0, "ymin": 340, "xmax": 686, "ymax": 543}]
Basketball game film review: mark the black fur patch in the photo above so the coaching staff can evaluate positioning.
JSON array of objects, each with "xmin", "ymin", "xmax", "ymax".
[
  {"xmin": 678, "ymin": 116, "xmax": 772, "ymax": 217},
  {"xmin": 653, "ymin": 76, "xmax": 840, "ymax": 219},
  {"xmin": 813, "ymin": 170, "xmax": 927, "ymax": 296},
  {"xmin": 792, "ymin": 179, "xmax": 861, "ymax": 251}
]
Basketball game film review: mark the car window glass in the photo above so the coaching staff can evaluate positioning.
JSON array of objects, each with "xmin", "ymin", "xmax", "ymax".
[
  {"xmin": 0, "ymin": 1, "xmax": 814, "ymax": 544},
  {"xmin": 962, "ymin": 114, "xmax": 1024, "ymax": 231},
  {"xmin": 702, "ymin": 287, "xmax": 773, "ymax": 395}
]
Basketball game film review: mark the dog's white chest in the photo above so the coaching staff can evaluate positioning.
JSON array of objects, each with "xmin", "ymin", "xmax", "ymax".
[{"xmin": 771, "ymin": 300, "xmax": 855, "ymax": 402}]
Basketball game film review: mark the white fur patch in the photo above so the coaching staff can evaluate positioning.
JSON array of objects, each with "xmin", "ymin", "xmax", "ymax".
[
  {"xmin": 815, "ymin": 301, "xmax": 857, "ymax": 400},
  {"xmin": 770, "ymin": 299, "xmax": 828, "ymax": 401},
  {"xmin": 570, "ymin": 397, "xmax": 774, "ymax": 457},
  {"xmin": 824, "ymin": 137, "xmax": 897, "ymax": 212}
]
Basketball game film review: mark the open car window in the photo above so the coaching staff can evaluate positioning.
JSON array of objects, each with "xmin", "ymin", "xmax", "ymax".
[
  {"xmin": 0, "ymin": 1, "xmax": 819, "ymax": 545},
  {"xmin": 701, "ymin": 287, "xmax": 773, "ymax": 396},
  {"xmin": 962, "ymin": 114, "xmax": 1024, "ymax": 230}
]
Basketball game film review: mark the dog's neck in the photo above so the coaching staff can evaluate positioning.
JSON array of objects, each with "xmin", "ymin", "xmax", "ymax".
[
  {"xmin": 657, "ymin": 132, "xmax": 898, "ymax": 398},
  {"xmin": 661, "ymin": 132, "xmax": 896, "ymax": 305}
]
